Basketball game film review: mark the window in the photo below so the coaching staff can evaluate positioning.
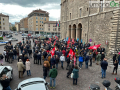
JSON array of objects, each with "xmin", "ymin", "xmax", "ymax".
[
  {"xmin": 42, "ymin": 18, "xmax": 43, "ymax": 20},
  {"xmin": 3, "ymin": 23, "xmax": 5, "ymax": 25},
  {"xmin": 48, "ymin": 28, "xmax": 50, "ymax": 31},
  {"xmin": 70, "ymin": 13, "xmax": 71, "ymax": 19},
  {"xmin": 42, "ymin": 25, "xmax": 43, "ymax": 26},
  {"xmin": 36, "ymin": 28, "xmax": 38, "ymax": 30},
  {"xmin": 36, "ymin": 17, "xmax": 38, "ymax": 19},
  {"xmin": 40, "ymin": 25, "xmax": 41, "ymax": 26},
  {"xmin": 40, "ymin": 17, "xmax": 41, "ymax": 19},
  {"xmin": 42, "ymin": 28, "xmax": 43, "ymax": 30},
  {"xmin": 40, "ymin": 28, "xmax": 41, "ymax": 30},
  {"xmin": 45, "ymin": 18, "xmax": 46, "ymax": 21},
  {"xmin": 48, "ymin": 24, "xmax": 50, "ymax": 27},
  {"xmin": 36, "ymin": 21, "xmax": 38, "ymax": 23},
  {"xmin": 3, "ymin": 18, "xmax": 4, "ymax": 21},
  {"xmin": 42, "ymin": 21, "xmax": 43, "ymax": 23},
  {"xmin": 3, "ymin": 27, "xmax": 5, "ymax": 30},
  {"xmin": 80, "ymin": 8, "xmax": 82, "ymax": 17},
  {"xmin": 40, "ymin": 21, "xmax": 41, "ymax": 23}
]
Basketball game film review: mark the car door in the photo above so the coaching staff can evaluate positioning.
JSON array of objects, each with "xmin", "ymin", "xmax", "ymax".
[{"xmin": 0, "ymin": 67, "xmax": 11, "ymax": 79}]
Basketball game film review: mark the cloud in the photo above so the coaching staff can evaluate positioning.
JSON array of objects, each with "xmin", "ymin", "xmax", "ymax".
[
  {"xmin": 0, "ymin": 0, "xmax": 61, "ymax": 7},
  {"xmin": 0, "ymin": 2, "xmax": 60, "ymax": 24}
]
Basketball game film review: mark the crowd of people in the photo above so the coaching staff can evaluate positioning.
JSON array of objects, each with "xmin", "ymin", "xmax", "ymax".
[{"xmin": 0, "ymin": 36, "xmax": 119, "ymax": 90}]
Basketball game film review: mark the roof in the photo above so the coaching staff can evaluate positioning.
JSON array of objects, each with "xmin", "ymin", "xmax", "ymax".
[
  {"xmin": 44, "ymin": 21, "xmax": 57, "ymax": 24},
  {"xmin": 0, "ymin": 13, "xmax": 9, "ymax": 17},
  {"xmin": 28, "ymin": 9, "xmax": 49, "ymax": 16}
]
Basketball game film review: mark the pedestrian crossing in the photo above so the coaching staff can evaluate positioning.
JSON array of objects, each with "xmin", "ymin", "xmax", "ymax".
[{"xmin": 108, "ymin": 59, "xmax": 120, "ymax": 70}]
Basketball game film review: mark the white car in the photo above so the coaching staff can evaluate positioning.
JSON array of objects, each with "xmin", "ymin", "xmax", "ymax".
[
  {"xmin": 0, "ymin": 40, "xmax": 8, "ymax": 45},
  {"xmin": 22, "ymin": 36, "xmax": 27, "ymax": 38},
  {"xmin": 0, "ymin": 66, "xmax": 13, "ymax": 90},
  {"xmin": 8, "ymin": 37, "xmax": 18, "ymax": 41},
  {"xmin": 15, "ymin": 77, "xmax": 49, "ymax": 90},
  {"xmin": 20, "ymin": 32, "xmax": 22, "ymax": 34}
]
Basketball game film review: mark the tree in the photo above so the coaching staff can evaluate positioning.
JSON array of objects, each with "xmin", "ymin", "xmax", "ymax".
[{"xmin": 11, "ymin": 26, "xmax": 16, "ymax": 31}]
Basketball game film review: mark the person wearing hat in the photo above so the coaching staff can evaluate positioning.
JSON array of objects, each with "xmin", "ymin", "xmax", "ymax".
[{"xmin": 25, "ymin": 59, "xmax": 31, "ymax": 76}]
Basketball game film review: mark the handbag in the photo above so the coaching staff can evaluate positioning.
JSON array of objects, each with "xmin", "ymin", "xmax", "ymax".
[{"xmin": 71, "ymin": 73, "xmax": 74, "ymax": 78}]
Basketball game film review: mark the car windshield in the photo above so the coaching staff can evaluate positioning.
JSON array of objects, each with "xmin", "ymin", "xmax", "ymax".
[
  {"xmin": 0, "ymin": 67, "xmax": 9, "ymax": 77},
  {"xmin": 0, "ymin": 40, "xmax": 4, "ymax": 42}
]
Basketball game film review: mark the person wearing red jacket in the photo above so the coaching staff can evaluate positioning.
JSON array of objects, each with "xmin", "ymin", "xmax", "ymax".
[{"xmin": 62, "ymin": 50, "xmax": 66, "ymax": 56}]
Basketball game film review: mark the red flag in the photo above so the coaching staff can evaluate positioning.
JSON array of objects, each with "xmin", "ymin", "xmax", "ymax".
[
  {"xmin": 54, "ymin": 40, "xmax": 56, "ymax": 45},
  {"xmin": 74, "ymin": 56, "xmax": 76, "ymax": 66},
  {"xmin": 72, "ymin": 39, "xmax": 75, "ymax": 45},
  {"xmin": 49, "ymin": 38, "xmax": 51, "ymax": 41},
  {"xmin": 67, "ymin": 38, "xmax": 71, "ymax": 48},
  {"xmin": 67, "ymin": 49, "xmax": 75, "ymax": 58},
  {"xmin": 88, "ymin": 44, "xmax": 101, "ymax": 50},
  {"xmin": 51, "ymin": 47, "xmax": 55, "ymax": 57}
]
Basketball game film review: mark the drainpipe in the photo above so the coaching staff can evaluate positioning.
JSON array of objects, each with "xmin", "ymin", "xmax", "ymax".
[{"xmin": 87, "ymin": 0, "xmax": 91, "ymax": 43}]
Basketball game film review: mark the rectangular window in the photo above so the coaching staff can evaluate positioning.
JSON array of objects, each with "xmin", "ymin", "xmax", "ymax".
[
  {"xmin": 45, "ymin": 18, "xmax": 46, "ymax": 21},
  {"xmin": 48, "ymin": 28, "xmax": 50, "ymax": 31},
  {"xmin": 42, "ymin": 21, "xmax": 43, "ymax": 23},
  {"xmin": 36, "ymin": 28, "xmax": 38, "ymax": 30},
  {"xmin": 40, "ymin": 21, "xmax": 41, "ymax": 23},
  {"xmin": 42, "ymin": 18, "xmax": 43, "ymax": 20},
  {"xmin": 40, "ymin": 28, "xmax": 41, "ymax": 30},
  {"xmin": 40, "ymin": 17, "xmax": 41, "ymax": 19},
  {"xmin": 48, "ymin": 24, "xmax": 50, "ymax": 27},
  {"xmin": 36, "ymin": 17, "xmax": 38, "ymax": 19},
  {"xmin": 36, "ymin": 21, "xmax": 38, "ymax": 23},
  {"xmin": 3, "ymin": 18, "xmax": 4, "ymax": 21},
  {"xmin": 3, "ymin": 27, "xmax": 5, "ymax": 30},
  {"xmin": 42, "ymin": 28, "xmax": 43, "ymax": 30},
  {"xmin": 3, "ymin": 23, "xmax": 5, "ymax": 25},
  {"xmin": 80, "ymin": 8, "xmax": 82, "ymax": 17}
]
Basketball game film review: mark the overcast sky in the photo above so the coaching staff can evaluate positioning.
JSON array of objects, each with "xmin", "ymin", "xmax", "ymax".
[{"xmin": 0, "ymin": 0, "xmax": 61, "ymax": 24}]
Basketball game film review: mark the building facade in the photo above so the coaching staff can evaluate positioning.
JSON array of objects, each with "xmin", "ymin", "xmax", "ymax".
[
  {"xmin": 28, "ymin": 9, "xmax": 49, "ymax": 34},
  {"xmin": 44, "ymin": 21, "xmax": 61, "ymax": 38},
  {"xmin": 15, "ymin": 22, "xmax": 20, "ymax": 32},
  {"xmin": 20, "ymin": 17, "xmax": 28, "ymax": 33},
  {"xmin": 0, "ymin": 13, "xmax": 9, "ymax": 34},
  {"xmin": 60, "ymin": 0, "xmax": 120, "ymax": 54}
]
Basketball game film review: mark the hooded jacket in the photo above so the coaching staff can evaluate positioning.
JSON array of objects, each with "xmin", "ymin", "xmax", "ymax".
[
  {"xmin": 72, "ymin": 69, "xmax": 79, "ymax": 79},
  {"xmin": 49, "ymin": 68, "xmax": 58, "ymax": 78}
]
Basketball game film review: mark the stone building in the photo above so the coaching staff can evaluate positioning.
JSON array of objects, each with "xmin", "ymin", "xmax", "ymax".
[
  {"xmin": 44, "ymin": 21, "xmax": 61, "ymax": 38},
  {"xmin": 20, "ymin": 17, "xmax": 28, "ymax": 33},
  {"xmin": 15, "ymin": 22, "xmax": 20, "ymax": 32},
  {"xmin": 0, "ymin": 13, "xmax": 9, "ymax": 34},
  {"xmin": 28, "ymin": 9, "xmax": 49, "ymax": 34},
  {"xmin": 60, "ymin": 0, "xmax": 120, "ymax": 54}
]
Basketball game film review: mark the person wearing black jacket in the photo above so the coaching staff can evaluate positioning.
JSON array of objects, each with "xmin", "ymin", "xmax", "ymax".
[
  {"xmin": 8, "ymin": 50, "xmax": 13, "ymax": 63},
  {"xmin": 13, "ymin": 48, "xmax": 17, "ymax": 60},
  {"xmin": 0, "ymin": 53, "xmax": 4, "ymax": 65},
  {"xmin": 28, "ymin": 48, "xmax": 32, "ymax": 58},
  {"xmin": 20, "ymin": 45, "xmax": 23, "ymax": 54},
  {"xmin": 113, "ymin": 54, "xmax": 117, "ymax": 64},
  {"xmin": 0, "ymin": 74, "xmax": 11, "ymax": 90},
  {"xmin": 101, "ymin": 52, "xmax": 105, "ymax": 62},
  {"xmin": 18, "ymin": 54, "xmax": 23, "ymax": 62},
  {"xmin": 37, "ymin": 52, "xmax": 41, "ymax": 65},
  {"xmin": 33, "ymin": 51, "xmax": 38, "ymax": 64},
  {"xmin": 66, "ymin": 56, "xmax": 70, "ymax": 70},
  {"xmin": 67, "ymin": 62, "xmax": 74, "ymax": 78},
  {"xmin": 55, "ymin": 55, "xmax": 59, "ymax": 69},
  {"xmin": 112, "ymin": 60, "xmax": 118, "ymax": 75},
  {"xmin": 43, "ymin": 63, "xmax": 48, "ymax": 79},
  {"xmin": 23, "ymin": 54, "xmax": 28, "ymax": 65}
]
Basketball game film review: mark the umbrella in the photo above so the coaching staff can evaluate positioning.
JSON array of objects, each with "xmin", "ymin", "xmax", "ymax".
[
  {"xmin": 88, "ymin": 44, "xmax": 101, "ymax": 50},
  {"xmin": 28, "ymin": 34, "xmax": 31, "ymax": 36}
]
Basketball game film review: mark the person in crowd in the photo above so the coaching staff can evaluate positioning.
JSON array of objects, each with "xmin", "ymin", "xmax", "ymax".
[
  {"xmin": 60, "ymin": 54, "xmax": 65, "ymax": 69},
  {"xmin": 93, "ymin": 51, "xmax": 96, "ymax": 63},
  {"xmin": 50, "ymin": 56, "xmax": 56, "ymax": 69},
  {"xmin": 13, "ymin": 48, "xmax": 17, "ymax": 60},
  {"xmin": 67, "ymin": 61, "xmax": 74, "ymax": 78},
  {"xmin": 85, "ymin": 53, "xmax": 89, "ymax": 68},
  {"xmin": 89, "ymin": 52, "xmax": 93, "ymax": 66},
  {"xmin": 25, "ymin": 59, "xmax": 31, "ymax": 76},
  {"xmin": 72, "ymin": 65, "xmax": 79, "ymax": 85},
  {"xmin": 66, "ymin": 56, "xmax": 70, "ymax": 70},
  {"xmin": 101, "ymin": 52, "xmax": 105, "ymax": 62},
  {"xmin": 96, "ymin": 52, "xmax": 101, "ymax": 65},
  {"xmin": 23, "ymin": 54, "xmax": 28, "ymax": 65},
  {"xmin": 3, "ymin": 49, "xmax": 6, "ymax": 62},
  {"xmin": 43, "ymin": 63, "xmax": 48, "ymax": 79},
  {"xmin": 113, "ymin": 54, "xmax": 117, "ymax": 64},
  {"xmin": 49, "ymin": 65, "xmax": 58, "ymax": 89},
  {"xmin": 28, "ymin": 47, "xmax": 32, "ymax": 58},
  {"xmin": 55, "ymin": 55, "xmax": 59, "ymax": 69},
  {"xmin": 33, "ymin": 50, "xmax": 38, "ymax": 64},
  {"xmin": 17, "ymin": 59, "xmax": 25, "ymax": 78},
  {"xmin": 37, "ymin": 51, "xmax": 42, "ymax": 65},
  {"xmin": 79, "ymin": 55, "xmax": 83, "ymax": 69},
  {"xmin": 8, "ymin": 50, "xmax": 13, "ymax": 63},
  {"xmin": 101, "ymin": 58, "xmax": 108, "ymax": 79},
  {"xmin": 117, "ymin": 52, "xmax": 120, "ymax": 65},
  {"xmin": 0, "ymin": 53, "xmax": 4, "ymax": 66},
  {"xmin": 112, "ymin": 60, "xmax": 118, "ymax": 75},
  {"xmin": 0, "ymin": 74, "xmax": 12, "ymax": 90}
]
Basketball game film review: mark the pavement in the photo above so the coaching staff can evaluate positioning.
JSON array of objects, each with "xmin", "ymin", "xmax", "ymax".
[{"xmin": 0, "ymin": 33, "xmax": 119, "ymax": 90}]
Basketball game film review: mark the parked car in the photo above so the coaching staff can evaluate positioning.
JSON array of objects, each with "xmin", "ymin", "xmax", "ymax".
[
  {"xmin": 0, "ymin": 66, "xmax": 13, "ymax": 90},
  {"xmin": 6, "ymin": 35, "xmax": 12, "ymax": 38},
  {"xmin": 22, "ymin": 36, "xmax": 27, "ymax": 38},
  {"xmin": 15, "ymin": 77, "xmax": 49, "ymax": 90},
  {"xmin": 8, "ymin": 37, "xmax": 18, "ymax": 41},
  {"xmin": 15, "ymin": 33, "xmax": 18, "ymax": 35},
  {"xmin": 0, "ymin": 40, "xmax": 8, "ymax": 45},
  {"xmin": 9, "ymin": 32, "xmax": 13, "ymax": 34},
  {"xmin": 20, "ymin": 32, "xmax": 22, "ymax": 34},
  {"xmin": 22, "ymin": 33, "xmax": 28, "ymax": 36},
  {"xmin": 32, "ymin": 34, "xmax": 40, "ymax": 39}
]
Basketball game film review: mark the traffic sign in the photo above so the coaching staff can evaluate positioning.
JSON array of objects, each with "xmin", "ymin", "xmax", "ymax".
[{"xmin": 89, "ymin": 39, "xmax": 92, "ymax": 42}]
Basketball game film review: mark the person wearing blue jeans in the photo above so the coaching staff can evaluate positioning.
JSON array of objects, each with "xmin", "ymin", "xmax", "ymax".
[
  {"xmin": 60, "ymin": 54, "xmax": 65, "ymax": 69},
  {"xmin": 49, "ymin": 65, "xmax": 58, "ymax": 89},
  {"xmin": 27, "ymin": 70, "xmax": 31, "ymax": 76},
  {"xmin": 79, "ymin": 55, "xmax": 83, "ymax": 69},
  {"xmin": 85, "ymin": 54, "xmax": 89, "ymax": 69},
  {"xmin": 101, "ymin": 58, "xmax": 108, "ymax": 79}
]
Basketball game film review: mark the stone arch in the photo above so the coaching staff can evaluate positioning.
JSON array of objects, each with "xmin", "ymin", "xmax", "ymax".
[
  {"xmin": 71, "ymin": 24, "xmax": 76, "ymax": 39},
  {"xmin": 78, "ymin": 23, "xmax": 82, "ymax": 40}
]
